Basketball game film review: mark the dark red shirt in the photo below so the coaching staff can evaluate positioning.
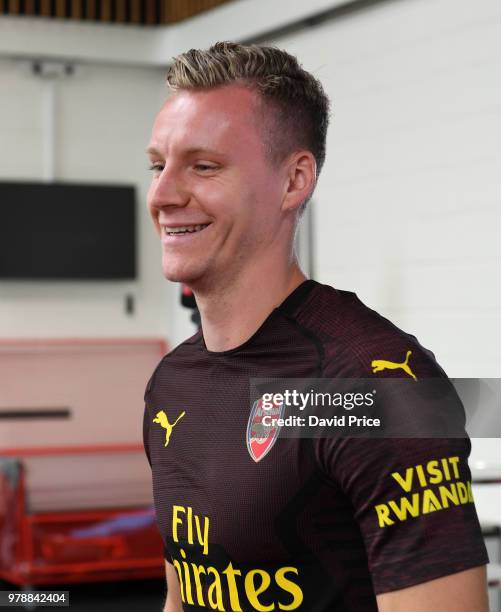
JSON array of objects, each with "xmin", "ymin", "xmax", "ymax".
[{"xmin": 143, "ymin": 279, "xmax": 488, "ymax": 611}]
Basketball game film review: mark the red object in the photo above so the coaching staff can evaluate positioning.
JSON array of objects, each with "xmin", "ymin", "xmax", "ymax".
[
  {"xmin": 0, "ymin": 337, "xmax": 169, "ymax": 587},
  {"xmin": 0, "ymin": 446, "xmax": 164, "ymax": 586},
  {"xmin": 181, "ymin": 284, "xmax": 197, "ymax": 309}
]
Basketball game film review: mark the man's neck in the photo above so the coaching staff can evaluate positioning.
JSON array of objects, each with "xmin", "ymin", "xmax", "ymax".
[{"xmin": 194, "ymin": 264, "xmax": 307, "ymax": 352}]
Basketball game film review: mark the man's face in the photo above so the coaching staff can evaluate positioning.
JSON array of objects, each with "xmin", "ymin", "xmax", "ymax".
[{"xmin": 146, "ymin": 84, "xmax": 287, "ymax": 286}]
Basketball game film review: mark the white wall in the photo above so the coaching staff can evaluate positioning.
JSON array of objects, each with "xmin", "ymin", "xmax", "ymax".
[
  {"xmin": 0, "ymin": 57, "xmax": 181, "ymax": 341},
  {"xmin": 269, "ymin": 0, "xmax": 501, "ymax": 377}
]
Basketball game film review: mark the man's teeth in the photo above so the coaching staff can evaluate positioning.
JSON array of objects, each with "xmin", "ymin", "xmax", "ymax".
[{"xmin": 165, "ymin": 224, "xmax": 209, "ymax": 235}]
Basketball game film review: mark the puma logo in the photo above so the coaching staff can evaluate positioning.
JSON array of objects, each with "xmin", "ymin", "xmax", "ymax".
[
  {"xmin": 371, "ymin": 350, "xmax": 417, "ymax": 381},
  {"xmin": 152, "ymin": 410, "xmax": 186, "ymax": 447}
]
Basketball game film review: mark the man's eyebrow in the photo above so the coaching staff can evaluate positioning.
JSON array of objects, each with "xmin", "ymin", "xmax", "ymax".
[{"xmin": 145, "ymin": 146, "xmax": 226, "ymax": 158}]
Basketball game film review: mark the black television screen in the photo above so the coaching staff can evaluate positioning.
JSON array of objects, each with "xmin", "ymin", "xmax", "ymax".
[{"xmin": 0, "ymin": 181, "xmax": 136, "ymax": 280}]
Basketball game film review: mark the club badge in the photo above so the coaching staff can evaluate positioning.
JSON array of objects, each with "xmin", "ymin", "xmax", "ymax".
[{"xmin": 246, "ymin": 394, "xmax": 284, "ymax": 462}]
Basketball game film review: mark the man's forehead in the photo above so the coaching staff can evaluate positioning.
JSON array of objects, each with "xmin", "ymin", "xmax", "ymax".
[
  {"xmin": 162, "ymin": 83, "xmax": 257, "ymax": 112},
  {"xmin": 149, "ymin": 85, "xmax": 262, "ymax": 154}
]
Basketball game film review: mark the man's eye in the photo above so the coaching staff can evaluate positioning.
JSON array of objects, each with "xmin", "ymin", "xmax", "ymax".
[
  {"xmin": 194, "ymin": 164, "xmax": 217, "ymax": 172},
  {"xmin": 148, "ymin": 164, "xmax": 163, "ymax": 174}
]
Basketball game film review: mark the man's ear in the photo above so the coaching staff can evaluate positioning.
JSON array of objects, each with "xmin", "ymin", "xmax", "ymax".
[{"xmin": 281, "ymin": 151, "xmax": 317, "ymax": 213}]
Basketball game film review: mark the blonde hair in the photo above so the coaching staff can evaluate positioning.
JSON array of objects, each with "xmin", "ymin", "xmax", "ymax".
[{"xmin": 166, "ymin": 41, "xmax": 331, "ymax": 212}]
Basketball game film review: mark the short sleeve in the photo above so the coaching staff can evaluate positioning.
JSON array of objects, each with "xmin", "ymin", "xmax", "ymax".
[
  {"xmin": 317, "ymin": 436, "xmax": 489, "ymax": 593},
  {"xmin": 317, "ymin": 335, "xmax": 489, "ymax": 593},
  {"xmin": 143, "ymin": 403, "xmax": 152, "ymax": 469},
  {"xmin": 143, "ymin": 357, "xmax": 165, "ymax": 469}
]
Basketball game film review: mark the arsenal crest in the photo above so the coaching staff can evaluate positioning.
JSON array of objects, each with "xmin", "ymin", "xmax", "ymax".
[{"xmin": 246, "ymin": 395, "xmax": 284, "ymax": 462}]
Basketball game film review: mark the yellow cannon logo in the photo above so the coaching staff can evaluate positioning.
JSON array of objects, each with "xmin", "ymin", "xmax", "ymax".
[
  {"xmin": 153, "ymin": 410, "xmax": 186, "ymax": 446},
  {"xmin": 371, "ymin": 350, "xmax": 417, "ymax": 381}
]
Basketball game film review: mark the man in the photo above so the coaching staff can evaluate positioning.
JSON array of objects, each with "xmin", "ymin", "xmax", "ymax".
[{"xmin": 143, "ymin": 42, "xmax": 489, "ymax": 611}]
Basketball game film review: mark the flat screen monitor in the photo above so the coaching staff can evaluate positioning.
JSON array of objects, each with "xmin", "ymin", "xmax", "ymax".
[{"xmin": 0, "ymin": 181, "xmax": 136, "ymax": 280}]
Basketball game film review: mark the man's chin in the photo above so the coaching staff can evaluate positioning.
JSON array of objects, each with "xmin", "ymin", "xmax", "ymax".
[{"xmin": 162, "ymin": 262, "xmax": 205, "ymax": 285}]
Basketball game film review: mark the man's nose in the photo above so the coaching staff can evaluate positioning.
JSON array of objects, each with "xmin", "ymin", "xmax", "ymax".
[{"xmin": 149, "ymin": 165, "xmax": 190, "ymax": 210}]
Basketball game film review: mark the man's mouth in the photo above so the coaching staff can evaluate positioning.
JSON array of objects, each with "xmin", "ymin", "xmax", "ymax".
[{"xmin": 164, "ymin": 224, "xmax": 210, "ymax": 236}]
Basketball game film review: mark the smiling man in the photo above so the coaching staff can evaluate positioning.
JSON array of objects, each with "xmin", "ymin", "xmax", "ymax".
[{"xmin": 142, "ymin": 42, "xmax": 489, "ymax": 612}]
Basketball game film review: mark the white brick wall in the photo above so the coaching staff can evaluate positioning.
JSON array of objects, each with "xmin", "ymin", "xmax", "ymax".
[{"xmin": 273, "ymin": 0, "xmax": 501, "ymax": 378}]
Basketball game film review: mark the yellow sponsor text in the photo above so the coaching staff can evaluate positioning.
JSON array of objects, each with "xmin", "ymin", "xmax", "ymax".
[
  {"xmin": 374, "ymin": 456, "xmax": 475, "ymax": 528},
  {"xmin": 170, "ymin": 505, "xmax": 303, "ymax": 611}
]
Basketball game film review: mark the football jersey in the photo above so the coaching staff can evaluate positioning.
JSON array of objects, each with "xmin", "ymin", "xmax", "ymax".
[{"xmin": 143, "ymin": 279, "xmax": 488, "ymax": 611}]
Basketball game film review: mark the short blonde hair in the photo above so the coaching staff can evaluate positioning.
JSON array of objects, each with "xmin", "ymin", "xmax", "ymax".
[{"xmin": 166, "ymin": 41, "xmax": 331, "ymax": 212}]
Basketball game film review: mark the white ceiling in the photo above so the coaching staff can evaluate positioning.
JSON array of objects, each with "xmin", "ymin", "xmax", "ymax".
[{"xmin": 0, "ymin": 0, "xmax": 348, "ymax": 66}]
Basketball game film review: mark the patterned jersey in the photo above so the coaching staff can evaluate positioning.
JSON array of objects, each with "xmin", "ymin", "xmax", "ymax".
[{"xmin": 143, "ymin": 279, "xmax": 488, "ymax": 611}]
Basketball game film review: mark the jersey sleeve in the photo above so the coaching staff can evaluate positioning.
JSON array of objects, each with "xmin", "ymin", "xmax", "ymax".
[
  {"xmin": 317, "ymin": 436, "xmax": 488, "ymax": 593},
  {"xmin": 143, "ymin": 356, "xmax": 165, "ymax": 470},
  {"xmin": 317, "ymin": 336, "xmax": 489, "ymax": 593},
  {"xmin": 142, "ymin": 403, "xmax": 152, "ymax": 469}
]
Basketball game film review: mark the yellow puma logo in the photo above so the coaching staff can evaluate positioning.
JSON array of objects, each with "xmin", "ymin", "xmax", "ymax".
[
  {"xmin": 371, "ymin": 350, "xmax": 417, "ymax": 381},
  {"xmin": 152, "ymin": 410, "xmax": 186, "ymax": 447}
]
